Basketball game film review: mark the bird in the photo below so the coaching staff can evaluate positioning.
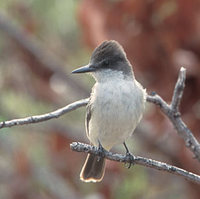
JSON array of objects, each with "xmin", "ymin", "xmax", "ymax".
[{"xmin": 72, "ymin": 40, "xmax": 146, "ymax": 182}]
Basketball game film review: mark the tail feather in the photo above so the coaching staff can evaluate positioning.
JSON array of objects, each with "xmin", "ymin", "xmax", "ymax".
[{"xmin": 80, "ymin": 154, "xmax": 105, "ymax": 182}]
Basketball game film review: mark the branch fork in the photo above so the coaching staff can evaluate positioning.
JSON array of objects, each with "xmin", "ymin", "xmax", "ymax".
[{"xmin": 147, "ymin": 67, "xmax": 200, "ymax": 161}]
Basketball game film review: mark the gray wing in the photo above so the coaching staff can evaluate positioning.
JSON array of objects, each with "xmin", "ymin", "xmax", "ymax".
[{"xmin": 85, "ymin": 101, "xmax": 93, "ymax": 138}]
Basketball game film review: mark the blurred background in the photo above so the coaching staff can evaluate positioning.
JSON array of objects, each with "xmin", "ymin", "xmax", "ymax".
[{"xmin": 0, "ymin": 0, "xmax": 200, "ymax": 198}]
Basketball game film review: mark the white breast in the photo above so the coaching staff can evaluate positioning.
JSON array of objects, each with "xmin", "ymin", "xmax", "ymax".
[{"xmin": 87, "ymin": 70, "xmax": 146, "ymax": 150}]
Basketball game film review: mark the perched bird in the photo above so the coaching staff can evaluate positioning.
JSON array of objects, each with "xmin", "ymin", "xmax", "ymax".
[{"xmin": 72, "ymin": 40, "xmax": 146, "ymax": 182}]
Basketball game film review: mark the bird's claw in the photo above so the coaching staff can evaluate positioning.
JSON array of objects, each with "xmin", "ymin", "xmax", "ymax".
[
  {"xmin": 125, "ymin": 152, "xmax": 135, "ymax": 169},
  {"xmin": 97, "ymin": 140, "xmax": 105, "ymax": 161}
]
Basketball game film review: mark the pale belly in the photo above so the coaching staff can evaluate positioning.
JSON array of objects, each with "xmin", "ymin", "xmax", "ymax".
[{"xmin": 87, "ymin": 80, "xmax": 146, "ymax": 150}]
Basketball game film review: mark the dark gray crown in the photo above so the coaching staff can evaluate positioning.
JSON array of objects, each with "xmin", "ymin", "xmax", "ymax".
[
  {"xmin": 91, "ymin": 40, "xmax": 127, "ymax": 62},
  {"xmin": 90, "ymin": 40, "xmax": 132, "ymax": 75}
]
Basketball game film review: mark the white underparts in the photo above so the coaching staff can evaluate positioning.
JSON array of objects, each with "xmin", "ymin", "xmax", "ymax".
[{"xmin": 87, "ymin": 70, "xmax": 146, "ymax": 150}]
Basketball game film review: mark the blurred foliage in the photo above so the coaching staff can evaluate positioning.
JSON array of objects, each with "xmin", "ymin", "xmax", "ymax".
[
  {"xmin": 0, "ymin": 0, "xmax": 199, "ymax": 199},
  {"xmin": 115, "ymin": 167, "xmax": 148, "ymax": 199}
]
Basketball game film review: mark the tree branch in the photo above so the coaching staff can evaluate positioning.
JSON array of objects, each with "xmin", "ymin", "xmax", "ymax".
[
  {"xmin": 0, "ymin": 98, "xmax": 89, "ymax": 129},
  {"xmin": 171, "ymin": 67, "xmax": 186, "ymax": 111},
  {"xmin": 70, "ymin": 142, "xmax": 200, "ymax": 184},
  {"xmin": 0, "ymin": 67, "xmax": 199, "ymax": 184},
  {"xmin": 0, "ymin": 67, "xmax": 199, "ymax": 162},
  {"xmin": 146, "ymin": 67, "xmax": 200, "ymax": 161}
]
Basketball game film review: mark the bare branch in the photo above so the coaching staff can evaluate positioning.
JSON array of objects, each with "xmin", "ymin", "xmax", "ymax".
[
  {"xmin": 0, "ymin": 66, "xmax": 199, "ymax": 183},
  {"xmin": 70, "ymin": 142, "xmax": 200, "ymax": 184},
  {"xmin": 0, "ymin": 98, "xmax": 89, "ymax": 129},
  {"xmin": 147, "ymin": 67, "xmax": 200, "ymax": 161},
  {"xmin": 171, "ymin": 67, "xmax": 186, "ymax": 111},
  {"xmin": 0, "ymin": 67, "xmax": 199, "ymax": 161}
]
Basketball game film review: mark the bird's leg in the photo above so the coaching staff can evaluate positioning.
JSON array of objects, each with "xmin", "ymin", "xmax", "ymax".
[
  {"xmin": 97, "ymin": 140, "xmax": 106, "ymax": 161},
  {"xmin": 123, "ymin": 142, "xmax": 135, "ymax": 168}
]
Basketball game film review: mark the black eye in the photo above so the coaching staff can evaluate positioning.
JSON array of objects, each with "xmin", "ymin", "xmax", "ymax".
[{"xmin": 104, "ymin": 60, "xmax": 109, "ymax": 66}]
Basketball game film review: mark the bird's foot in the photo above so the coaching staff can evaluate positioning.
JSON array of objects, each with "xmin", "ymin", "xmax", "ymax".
[
  {"xmin": 125, "ymin": 152, "xmax": 135, "ymax": 169},
  {"xmin": 97, "ymin": 140, "xmax": 105, "ymax": 161},
  {"xmin": 123, "ymin": 142, "xmax": 135, "ymax": 168}
]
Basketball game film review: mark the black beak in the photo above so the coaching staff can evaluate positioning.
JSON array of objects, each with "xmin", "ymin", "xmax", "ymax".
[{"xmin": 72, "ymin": 64, "xmax": 96, "ymax": 74}]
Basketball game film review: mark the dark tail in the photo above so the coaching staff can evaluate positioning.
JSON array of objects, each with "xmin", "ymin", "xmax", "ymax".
[{"xmin": 80, "ymin": 154, "xmax": 105, "ymax": 182}]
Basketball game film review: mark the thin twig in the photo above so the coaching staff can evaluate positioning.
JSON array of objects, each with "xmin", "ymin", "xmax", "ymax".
[
  {"xmin": 0, "ymin": 67, "xmax": 199, "ymax": 161},
  {"xmin": 171, "ymin": 67, "xmax": 186, "ymax": 111},
  {"xmin": 0, "ymin": 98, "xmax": 89, "ymax": 129},
  {"xmin": 70, "ymin": 142, "xmax": 200, "ymax": 184},
  {"xmin": 0, "ymin": 67, "xmax": 199, "ymax": 183}
]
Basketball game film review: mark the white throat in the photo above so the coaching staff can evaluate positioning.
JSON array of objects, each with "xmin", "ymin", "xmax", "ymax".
[{"xmin": 91, "ymin": 69, "xmax": 134, "ymax": 83}]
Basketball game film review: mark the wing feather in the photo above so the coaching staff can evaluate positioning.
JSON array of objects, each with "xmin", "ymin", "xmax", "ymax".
[{"xmin": 85, "ymin": 100, "xmax": 93, "ymax": 137}]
